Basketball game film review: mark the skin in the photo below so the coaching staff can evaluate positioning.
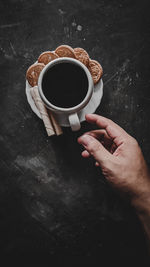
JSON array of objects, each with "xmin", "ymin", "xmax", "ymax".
[{"xmin": 78, "ymin": 114, "xmax": 150, "ymax": 251}]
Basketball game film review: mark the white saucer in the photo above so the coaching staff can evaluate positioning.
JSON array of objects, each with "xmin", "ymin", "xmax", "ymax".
[{"xmin": 25, "ymin": 78, "xmax": 103, "ymax": 127}]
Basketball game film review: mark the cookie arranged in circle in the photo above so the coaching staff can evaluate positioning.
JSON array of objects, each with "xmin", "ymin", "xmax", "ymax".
[
  {"xmin": 88, "ymin": 59, "xmax": 103, "ymax": 84},
  {"xmin": 38, "ymin": 51, "xmax": 58, "ymax": 65},
  {"xmin": 55, "ymin": 45, "xmax": 75, "ymax": 58},
  {"xmin": 74, "ymin": 47, "xmax": 89, "ymax": 66},
  {"xmin": 26, "ymin": 63, "xmax": 45, "ymax": 87}
]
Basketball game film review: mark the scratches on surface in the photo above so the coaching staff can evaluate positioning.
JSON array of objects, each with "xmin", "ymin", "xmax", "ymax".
[
  {"xmin": 15, "ymin": 154, "xmax": 58, "ymax": 184},
  {"xmin": 72, "ymin": 21, "xmax": 77, "ymax": 27},
  {"xmin": 77, "ymin": 25, "xmax": 82, "ymax": 31},
  {"xmin": 0, "ymin": 22, "xmax": 21, "ymax": 29},
  {"xmin": 104, "ymin": 71, "xmax": 119, "ymax": 85},
  {"xmin": 13, "ymin": 103, "xmax": 28, "ymax": 120},
  {"xmin": 105, "ymin": 59, "xmax": 130, "ymax": 86},
  {"xmin": 0, "ymin": 158, "xmax": 10, "ymax": 171},
  {"xmin": 58, "ymin": 8, "xmax": 66, "ymax": 16},
  {"xmin": 132, "ymin": 45, "xmax": 145, "ymax": 61},
  {"xmin": 58, "ymin": 8, "xmax": 66, "ymax": 24},
  {"xmin": 10, "ymin": 41, "xmax": 17, "ymax": 56},
  {"xmin": 105, "ymin": 44, "xmax": 145, "ymax": 86},
  {"xmin": 110, "ymin": 31, "xmax": 133, "ymax": 38}
]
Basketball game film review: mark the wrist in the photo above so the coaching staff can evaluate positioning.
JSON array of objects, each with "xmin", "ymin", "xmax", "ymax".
[
  {"xmin": 130, "ymin": 169, "xmax": 150, "ymax": 214},
  {"xmin": 131, "ymin": 190, "xmax": 150, "ymax": 215}
]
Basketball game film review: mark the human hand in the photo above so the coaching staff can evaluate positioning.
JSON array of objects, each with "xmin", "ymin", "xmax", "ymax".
[
  {"xmin": 78, "ymin": 114, "xmax": 150, "ymax": 202},
  {"xmin": 78, "ymin": 114, "xmax": 150, "ymax": 251}
]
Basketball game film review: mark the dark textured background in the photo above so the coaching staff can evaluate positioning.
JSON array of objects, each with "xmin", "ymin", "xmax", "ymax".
[{"xmin": 0, "ymin": 0, "xmax": 150, "ymax": 266}]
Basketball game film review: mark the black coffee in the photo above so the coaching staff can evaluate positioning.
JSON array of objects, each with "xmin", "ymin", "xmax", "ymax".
[{"xmin": 42, "ymin": 62, "xmax": 88, "ymax": 108}]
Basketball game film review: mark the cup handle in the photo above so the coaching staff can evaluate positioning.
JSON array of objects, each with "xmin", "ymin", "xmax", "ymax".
[{"xmin": 68, "ymin": 113, "xmax": 81, "ymax": 131}]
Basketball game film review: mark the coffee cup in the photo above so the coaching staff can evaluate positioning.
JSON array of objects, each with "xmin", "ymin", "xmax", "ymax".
[{"xmin": 38, "ymin": 57, "xmax": 94, "ymax": 131}]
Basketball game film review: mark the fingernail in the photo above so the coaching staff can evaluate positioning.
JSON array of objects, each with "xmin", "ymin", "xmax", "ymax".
[{"xmin": 79, "ymin": 135, "xmax": 92, "ymax": 146}]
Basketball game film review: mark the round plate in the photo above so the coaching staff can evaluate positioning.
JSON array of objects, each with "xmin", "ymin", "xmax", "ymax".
[{"xmin": 25, "ymin": 78, "xmax": 103, "ymax": 126}]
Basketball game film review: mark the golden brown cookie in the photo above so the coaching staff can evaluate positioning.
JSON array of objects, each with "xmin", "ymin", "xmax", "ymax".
[
  {"xmin": 88, "ymin": 59, "xmax": 103, "ymax": 84},
  {"xmin": 26, "ymin": 63, "xmax": 45, "ymax": 87},
  {"xmin": 55, "ymin": 45, "xmax": 75, "ymax": 58},
  {"xmin": 38, "ymin": 51, "xmax": 58, "ymax": 65},
  {"xmin": 74, "ymin": 47, "xmax": 89, "ymax": 66}
]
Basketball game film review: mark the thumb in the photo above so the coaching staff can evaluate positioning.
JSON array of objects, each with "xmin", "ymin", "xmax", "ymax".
[{"xmin": 78, "ymin": 134, "xmax": 113, "ymax": 165}]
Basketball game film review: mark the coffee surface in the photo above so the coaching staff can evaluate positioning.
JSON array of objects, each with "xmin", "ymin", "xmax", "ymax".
[{"xmin": 42, "ymin": 62, "xmax": 88, "ymax": 108}]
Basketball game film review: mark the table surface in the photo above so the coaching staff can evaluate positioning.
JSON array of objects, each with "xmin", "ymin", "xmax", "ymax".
[{"xmin": 0, "ymin": 0, "xmax": 150, "ymax": 266}]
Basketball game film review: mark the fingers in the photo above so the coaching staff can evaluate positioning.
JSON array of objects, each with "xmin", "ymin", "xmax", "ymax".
[
  {"xmin": 85, "ymin": 114, "xmax": 128, "ymax": 146},
  {"xmin": 86, "ymin": 129, "xmax": 113, "ymax": 151},
  {"xmin": 78, "ymin": 134, "xmax": 113, "ymax": 165},
  {"xmin": 82, "ymin": 149, "xmax": 100, "ymax": 167},
  {"xmin": 82, "ymin": 130, "xmax": 117, "ymax": 154},
  {"xmin": 81, "ymin": 150, "xmax": 90, "ymax": 158},
  {"xmin": 86, "ymin": 129, "xmax": 111, "ymax": 141}
]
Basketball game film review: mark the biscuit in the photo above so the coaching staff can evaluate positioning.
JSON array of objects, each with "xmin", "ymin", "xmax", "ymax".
[
  {"xmin": 26, "ymin": 63, "xmax": 45, "ymax": 87},
  {"xmin": 74, "ymin": 47, "xmax": 89, "ymax": 66},
  {"xmin": 55, "ymin": 45, "xmax": 75, "ymax": 58},
  {"xmin": 88, "ymin": 59, "xmax": 103, "ymax": 84},
  {"xmin": 38, "ymin": 51, "xmax": 58, "ymax": 65}
]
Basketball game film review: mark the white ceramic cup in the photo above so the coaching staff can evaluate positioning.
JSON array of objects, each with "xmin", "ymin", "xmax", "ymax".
[{"xmin": 38, "ymin": 57, "xmax": 94, "ymax": 131}]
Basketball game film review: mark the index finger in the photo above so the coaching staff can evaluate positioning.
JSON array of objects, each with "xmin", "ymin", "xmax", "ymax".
[{"xmin": 85, "ymin": 114, "xmax": 128, "ymax": 146}]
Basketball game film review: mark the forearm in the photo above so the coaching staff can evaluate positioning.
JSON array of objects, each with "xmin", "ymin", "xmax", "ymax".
[
  {"xmin": 78, "ymin": 114, "xmax": 150, "ymax": 252},
  {"xmin": 131, "ymin": 192, "xmax": 150, "ymax": 252}
]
